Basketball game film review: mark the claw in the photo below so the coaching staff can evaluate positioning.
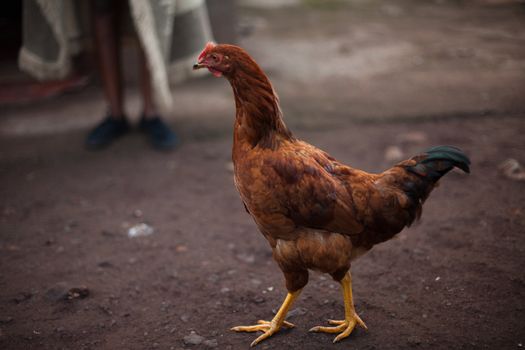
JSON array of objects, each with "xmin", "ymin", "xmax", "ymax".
[
  {"xmin": 250, "ymin": 325, "xmax": 275, "ymax": 347},
  {"xmin": 309, "ymin": 322, "xmax": 347, "ymax": 333},
  {"xmin": 281, "ymin": 320, "xmax": 295, "ymax": 328},
  {"xmin": 232, "ymin": 319, "xmax": 296, "ymax": 346},
  {"xmin": 309, "ymin": 272, "xmax": 368, "ymax": 343},
  {"xmin": 231, "ymin": 323, "xmax": 269, "ymax": 333},
  {"xmin": 231, "ymin": 290, "xmax": 301, "ymax": 346},
  {"xmin": 309, "ymin": 312, "xmax": 367, "ymax": 342},
  {"xmin": 327, "ymin": 319, "xmax": 345, "ymax": 325}
]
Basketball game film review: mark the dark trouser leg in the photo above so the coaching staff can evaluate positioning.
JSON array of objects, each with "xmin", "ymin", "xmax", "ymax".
[
  {"xmin": 92, "ymin": 0, "xmax": 124, "ymax": 118},
  {"xmin": 138, "ymin": 46, "xmax": 156, "ymax": 119}
]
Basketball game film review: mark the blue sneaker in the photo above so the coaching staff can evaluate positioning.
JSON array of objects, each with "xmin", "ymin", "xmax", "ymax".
[
  {"xmin": 85, "ymin": 116, "xmax": 130, "ymax": 150},
  {"xmin": 139, "ymin": 116, "xmax": 178, "ymax": 150}
]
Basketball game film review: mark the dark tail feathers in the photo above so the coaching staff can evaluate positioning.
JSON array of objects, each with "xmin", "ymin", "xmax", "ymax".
[
  {"xmin": 401, "ymin": 146, "xmax": 470, "ymax": 225},
  {"xmin": 407, "ymin": 145, "xmax": 470, "ymax": 181}
]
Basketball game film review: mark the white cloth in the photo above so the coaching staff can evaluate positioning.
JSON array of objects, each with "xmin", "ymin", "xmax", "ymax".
[{"xmin": 19, "ymin": 0, "xmax": 214, "ymax": 111}]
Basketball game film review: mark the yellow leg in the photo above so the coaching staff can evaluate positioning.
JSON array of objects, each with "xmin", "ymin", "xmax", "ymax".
[
  {"xmin": 309, "ymin": 272, "xmax": 367, "ymax": 343},
  {"xmin": 231, "ymin": 289, "xmax": 301, "ymax": 347}
]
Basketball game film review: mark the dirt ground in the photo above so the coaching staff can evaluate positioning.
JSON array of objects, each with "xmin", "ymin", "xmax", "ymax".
[{"xmin": 1, "ymin": 1, "xmax": 525, "ymax": 350}]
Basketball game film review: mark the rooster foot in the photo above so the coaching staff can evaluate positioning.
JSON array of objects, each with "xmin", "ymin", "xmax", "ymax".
[
  {"xmin": 231, "ymin": 290, "xmax": 301, "ymax": 347},
  {"xmin": 232, "ymin": 320, "xmax": 295, "ymax": 347},
  {"xmin": 309, "ymin": 312, "xmax": 367, "ymax": 343}
]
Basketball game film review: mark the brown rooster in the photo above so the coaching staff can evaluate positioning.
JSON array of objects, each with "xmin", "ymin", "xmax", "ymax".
[{"xmin": 194, "ymin": 42, "xmax": 470, "ymax": 346}]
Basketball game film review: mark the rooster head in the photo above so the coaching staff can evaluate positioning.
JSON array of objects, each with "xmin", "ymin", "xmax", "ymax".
[{"xmin": 193, "ymin": 42, "xmax": 239, "ymax": 78}]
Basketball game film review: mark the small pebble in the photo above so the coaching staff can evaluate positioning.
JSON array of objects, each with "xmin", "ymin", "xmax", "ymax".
[
  {"xmin": 203, "ymin": 339, "xmax": 218, "ymax": 348},
  {"xmin": 499, "ymin": 159, "xmax": 525, "ymax": 181},
  {"xmin": 0, "ymin": 317, "xmax": 14, "ymax": 324},
  {"xmin": 175, "ymin": 245, "xmax": 188, "ymax": 253},
  {"xmin": 127, "ymin": 223, "xmax": 154, "ymax": 238},
  {"xmin": 98, "ymin": 261, "xmax": 113, "ymax": 268},
  {"xmin": 252, "ymin": 296, "xmax": 265, "ymax": 304},
  {"xmin": 384, "ymin": 146, "xmax": 404, "ymax": 162},
  {"xmin": 183, "ymin": 331, "xmax": 204, "ymax": 345}
]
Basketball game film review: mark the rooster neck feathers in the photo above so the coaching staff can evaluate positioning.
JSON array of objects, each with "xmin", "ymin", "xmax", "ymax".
[{"xmin": 226, "ymin": 50, "xmax": 294, "ymax": 149}]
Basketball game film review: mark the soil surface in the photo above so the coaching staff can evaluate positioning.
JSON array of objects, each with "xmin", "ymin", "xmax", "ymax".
[{"xmin": 1, "ymin": 1, "xmax": 525, "ymax": 350}]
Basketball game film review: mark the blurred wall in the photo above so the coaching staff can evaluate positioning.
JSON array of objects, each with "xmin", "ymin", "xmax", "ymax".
[{"xmin": 206, "ymin": 0, "xmax": 237, "ymax": 44}]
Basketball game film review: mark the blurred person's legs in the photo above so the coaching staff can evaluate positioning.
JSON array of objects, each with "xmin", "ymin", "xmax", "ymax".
[
  {"xmin": 86, "ymin": 0, "xmax": 177, "ymax": 150},
  {"xmin": 137, "ymin": 47, "xmax": 178, "ymax": 150},
  {"xmin": 86, "ymin": 0, "xmax": 129, "ymax": 149}
]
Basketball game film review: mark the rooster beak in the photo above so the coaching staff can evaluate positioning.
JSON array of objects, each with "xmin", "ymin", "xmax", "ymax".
[{"xmin": 193, "ymin": 62, "xmax": 206, "ymax": 70}]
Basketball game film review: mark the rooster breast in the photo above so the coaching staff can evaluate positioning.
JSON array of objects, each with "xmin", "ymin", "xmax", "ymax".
[{"xmin": 233, "ymin": 140, "xmax": 366, "ymax": 245}]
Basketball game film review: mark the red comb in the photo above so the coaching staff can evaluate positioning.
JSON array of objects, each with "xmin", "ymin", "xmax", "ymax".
[{"xmin": 198, "ymin": 42, "xmax": 217, "ymax": 61}]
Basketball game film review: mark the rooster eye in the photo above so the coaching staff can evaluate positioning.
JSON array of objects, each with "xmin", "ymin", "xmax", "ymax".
[{"xmin": 211, "ymin": 54, "xmax": 218, "ymax": 61}]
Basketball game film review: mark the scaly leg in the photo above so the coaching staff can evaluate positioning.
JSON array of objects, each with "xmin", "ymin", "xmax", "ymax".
[
  {"xmin": 231, "ymin": 289, "xmax": 301, "ymax": 347},
  {"xmin": 309, "ymin": 272, "xmax": 367, "ymax": 343}
]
